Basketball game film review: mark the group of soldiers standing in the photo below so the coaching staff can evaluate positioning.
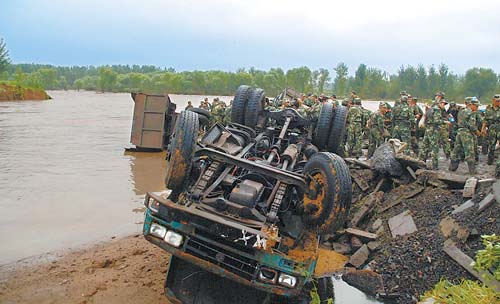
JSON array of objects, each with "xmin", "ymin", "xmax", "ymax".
[
  {"xmin": 345, "ymin": 91, "xmax": 500, "ymax": 176},
  {"xmin": 185, "ymin": 90, "xmax": 500, "ymax": 176}
]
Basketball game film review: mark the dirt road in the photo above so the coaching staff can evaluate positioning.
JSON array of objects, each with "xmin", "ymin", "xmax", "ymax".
[{"xmin": 0, "ymin": 235, "xmax": 171, "ymax": 304}]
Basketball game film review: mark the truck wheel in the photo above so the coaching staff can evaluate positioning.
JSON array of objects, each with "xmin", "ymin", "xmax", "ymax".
[
  {"xmin": 231, "ymin": 85, "xmax": 252, "ymax": 125},
  {"xmin": 187, "ymin": 108, "xmax": 210, "ymax": 128},
  {"xmin": 302, "ymin": 152, "xmax": 352, "ymax": 232},
  {"xmin": 326, "ymin": 105, "xmax": 348, "ymax": 155},
  {"xmin": 244, "ymin": 88, "xmax": 265, "ymax": 129},
  {"xmin": 165, "ymin": 110, "xmax": 199, "ymax": 200},
  {"xmin": 313, "ymin": 102, "xmax": 334, "ymax": 149}
]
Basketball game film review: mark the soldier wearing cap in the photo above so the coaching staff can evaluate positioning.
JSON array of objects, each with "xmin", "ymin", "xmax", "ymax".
[
  {"xmin": 211, "ymin": 99, "xmax": 226, "ymax": 125},
  {"xmin": 346, "ymin": 98, "xmax": 364, "ymax": 157},
  {"xmin": 483, "ymin": 94, "xmax": 500, "ymax": 164},
  {"xmin": 392, "ymin": 95, "xmax": 414, "ymax": 155},
  {"xmin": 449, "ymin": 97, "xmax": 480, "ymax": 174},
  {"xmin": 185, "ymin": 100, "xmax": 193, "ymax": 110},
  {"xmin": 447, "ymin": 101, "xmax": 460, "ymax": 148},
  {"xmin": 367, "ymin": 102, "xmax": 389, "ymax": 158},
  {"xmin": 419, "ymin": 99, "xmax": 448, "ymax": 169}
]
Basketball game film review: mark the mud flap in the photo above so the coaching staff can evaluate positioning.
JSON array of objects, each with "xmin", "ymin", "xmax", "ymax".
[{"xmin": 165, "ymin": 256, "xmax": 268, "ymax": 304}]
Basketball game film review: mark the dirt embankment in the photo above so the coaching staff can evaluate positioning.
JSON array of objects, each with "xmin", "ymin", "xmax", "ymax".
[
  {"xmin": 0, "ymin": 235, "xmax": 171, "ymax": 304},
  {"xmin": 0, "ymin": 84, "xmax": 51, "ymax": 101}
]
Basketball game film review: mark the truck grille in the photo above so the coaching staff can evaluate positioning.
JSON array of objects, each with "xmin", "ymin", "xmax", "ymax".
[{"xmin": 185, "ymin": 236, "xmax": 258, "ymax": 281}]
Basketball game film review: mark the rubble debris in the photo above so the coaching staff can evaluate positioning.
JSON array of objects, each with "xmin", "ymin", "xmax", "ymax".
[
  {"xmin": 350, "ymin": 170, "xmax": 372, "ymax": 192},
  {"xmin": 443, "ymin": 240, "xmax": 500, "ymax": 292},
  {"xmin": 348, "ymin": 244, "xmax": 370, "ymax": 268},
  {"xmin": 344, "ymin": 157, "xmax": 373, "ymax": 170},
  {"xmin": 379, "ymin": 184, "xmax": 424, "ymax": 213},
  {"xmin": 388, "ymin": 210, "xmax": 418, "ymax": 238},
  {"xmin": 350, "ymin": 191, "xmax": 384, "ymax": 227},
  {"xmin": 477, "ymin": 193, "xmax": 495, "ymax": 212},
  {"xmin": 350, "ymin": 236, "xmax": 363, "ymax": 251},
  {"xmin": 342, "ymin": 269, "xmax": 385, "ymax": 295},
  {"xmin": 406, "ymin": 166, "xmax": 417, "ymax": 180},
  {"xmin": 451, "ymin": 200, "xmax": 474, "ymax": 215},
  {"xmin": 344, "ymin": 228, "xmax": 378, "ymax": 240},
  {"xmin": 492, "ymin": 180, "xmax": 500, "ymax": 205},
  {"xmin": 462, "ymin": 177, "xmax": 478, "ymax": 198},
  {"xmin": 395, "ymin": 154, "xmax": 429, "ymax": 171},
  {"xmin": 439, "ymin": 217, "xmax": 469, "ymax": 242}
]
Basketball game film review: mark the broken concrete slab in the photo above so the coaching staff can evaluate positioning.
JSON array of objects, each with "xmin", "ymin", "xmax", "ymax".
[
  {"xmin": 372, "ymin": 218, "xmax": 383, "ymax": 231},
  {"xmin": 344, "ymin": 158, "xmax": 373, "ymax": 170},
  {"xmin": 332, "ymin": 242, "xmax": 352, "ymax": 254},
  {"xmin": 350, "ymin": 236, "xmax": 363, "ymax": 251},
  {"xmin": 350, "ymin": 191, "xmax": 384, "ymax": 227},
  {"xmin": 451, "ymin": 200, "xmax": 474, "ymax": 215},
  {"xmin": 462, "ymin": 177, "xmax": 478, "ymax": 198},
  {"xmin": 367, "ymin": 241, "xmax": 381, "ymax": 251},
  {"xmin": 415, "ymin": 169, "xmax": 469, "ymax": 188},
  {"xmin": 345, "ymin": 228, "xmax": 378, "ymax": 240},
  {"xmin": 343, "ymin": 269, "xmax": 384, "ymax": 295},
  {"xmin": 348, "ymin": 244, "xmax": 370, "ymax": 268},
  {"xmin": 443, "ymin": 240, "xmax": 500, "ymax": 292},
  {"xmin": 388, "ymin": 210, "xmax": 418, "ymax": 238},
  {"xmin": 478, "ymin": 193, "xmax": 495, "ymax": 213}
]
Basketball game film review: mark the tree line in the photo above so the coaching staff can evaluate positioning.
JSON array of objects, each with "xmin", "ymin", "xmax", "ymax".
[{"xmin": 1, "ymin": 62, "xmax": 499, "ymax": 102}]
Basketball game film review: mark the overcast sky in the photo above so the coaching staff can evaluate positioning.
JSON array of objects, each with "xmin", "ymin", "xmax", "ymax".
[{"xmin": 2, "ymin": 0, "xmax": 500, "ymax": 74}]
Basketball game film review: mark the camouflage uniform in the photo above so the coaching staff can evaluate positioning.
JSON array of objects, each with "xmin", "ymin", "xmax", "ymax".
[
  {"xmin": 484, "ymin": 104, "xmax": 500, "ymax": 164},
  {"xmin": 473, "ymin": 109, "xmax": 482, "ymax": 161},
  {"xmin": 346, "ymin": 101, "xmax": 364, "ymax": 157},
  {"xmin": 367, "ymin": 105, "xmax": 387, "ymax": 158},
  {"xmin": 410, "ymin": 103, "xmax": 423, "ymax": 154},
  {"xmin": 419, "ymin": 105, "xmax": 445, "ymax": 169},
  {"xmin": 383, "ymin": 107, "xmax": 393, "ymax": 136},
  {"xmin": 438, "ymin": 106, "xmax": 452, "ymax": 158},
  {"xmin": 210, "ymin": 102, "xmax": 226, "ymax": 124},
  {"xmin": 392, "ymin": 98, "xmax": 414, "ymax": 155},
  {"xmin": 449, "ymin": 105, "xmax": 478, "ymax": 174}
]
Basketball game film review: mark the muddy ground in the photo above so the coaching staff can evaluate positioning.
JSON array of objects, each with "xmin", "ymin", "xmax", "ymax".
[{"xmin": 0, "ymin": 235, "xmax": 171, "ymax": 304}]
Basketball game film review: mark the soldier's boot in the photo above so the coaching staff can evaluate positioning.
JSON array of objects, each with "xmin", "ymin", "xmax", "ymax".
[
  {"xmin": 432, "ymin": 161, "xmax": 438, "ymax": 170},
  {"xmin": 444, "ymin": 152, "xmax": 450, "ymax": 160},
  {"xmin": 467, "ymin": 160, "xmax": 476, "ymax": 175},
  {"xmin": 448, "ymin": 159, "xmax": 459, "ymax": 172},
  {"xmin": 487, "ymin": 152, "xmax": 494, "ymax": 165}
]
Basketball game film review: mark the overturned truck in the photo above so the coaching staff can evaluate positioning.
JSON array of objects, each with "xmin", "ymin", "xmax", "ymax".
[{"xmin": 142, "ymin": 85, "xmax": 352, "ymax": 303}]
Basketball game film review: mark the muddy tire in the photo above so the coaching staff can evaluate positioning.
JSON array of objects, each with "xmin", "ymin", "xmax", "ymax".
[
  {"xmin": 165, "ymin": 110, "xmax": 199, "ymax": 200},
  {"xmin": 313, "ymin": 102, "xmax": 334, "ymax": 149},
  {"xmin": 244, "ymin": 88, "xmax": 265, "ymax": 129},
  {"xmin": 302, "ymin": 152, "xmax": 352, "ymax": 232},
  {"xmin": 327, "ymin": 105, "xmax": 348, "ymax": 155},
  {"xmin": 231, "ymin": 85, "xmax": 252, "ymax": 125}
]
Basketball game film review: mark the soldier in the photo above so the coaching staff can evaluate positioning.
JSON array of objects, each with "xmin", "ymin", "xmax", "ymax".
[
  {"xmin": 392, "ymin": 95, "xmax": 414, "ymax": 155},
  {"xmin": 346, "ymin": 98, "xmax": 364, "ymax": 158},
  {"xmin": 419, "ymin": 101, "xmax": 446, "ymax": 169},
  {"xmin": 199, "ymin": 99, "xmax": 210, "ymax": 110},
  {"xmin": 210, "ymin": 100, "xmax": 226, "ymax": 124},
  {"xmin": 409, "ymin": 95, "xmax": 423, "ymax": 154},
  {"xmin": 484, "ymin": 94, "xmax": 500, "ymax": 164},
  {"xmin": 449, "ymin": 98, "xmax": 480, "ymax": 174},
  {"xmin": 383, "ymin": 102, "xmax": 393, "ymax": 136},
  {"xmin": 367, "ymin": 102, "xmax": 389, "ymax": 158},
  {"xmin": 185, "ymin": 101, "xmax": 193, "ymax": 110},
  {"xmin": 434, "ymin": 93, "xmax": 452, "ymax": 159},
  {"xmin": 223, "ymin": 100, "xmax": 233, "ymax": 124}
]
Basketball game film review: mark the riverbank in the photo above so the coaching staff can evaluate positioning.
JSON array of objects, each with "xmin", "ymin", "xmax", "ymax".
[
  {"xmin": 0, "ymin": 83, "xmax": 51, "ymax": 101},
  {"xmin": 0, "ymin": 235, "xmax": 170, "ymax": 304}
]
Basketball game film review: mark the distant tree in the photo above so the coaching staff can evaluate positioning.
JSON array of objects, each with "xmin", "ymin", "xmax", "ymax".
[
  {"xmin": 316, "ymin": 68, "xmax": 330, "ymax": 94},
  {"xmin": 333, "ymin": 63, "xmax": 349, "ymax": 96},
  {"xmin": 74, "ymin": 78, "xmax": 84, "ymax": 91},
  {"xmin": 98, "ymin": 67, "xmax": 118, "ymax": 92},
  {"xmin": 58, "ymin": 76, "xmax": 68, "ymax": 90},
  {"xmin": 0, "ymin": 38, "xmax": 10, "ymax": 73},
  {"xmin": 38, "ymin": 68, "xmax": 58, "ymax": 89},
  {"xmin": 286, "ymin": 66, "xmax": 312, "ymax": 93},
  {"xmin": 415, "ymin": 64, "xmax": 428, "ymax": 97},
  {"xmin": 352, "ymin": 64, "xmax": 368, "ymax": 96},
  {"xmin": 463, "ymin": 68, "xmax": 498, "ymax": 99}
]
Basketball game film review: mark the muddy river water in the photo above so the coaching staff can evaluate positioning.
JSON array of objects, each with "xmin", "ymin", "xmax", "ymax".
[{"xmin": 0, "ymin": 90, "xmax": 381, "ymax": 303}]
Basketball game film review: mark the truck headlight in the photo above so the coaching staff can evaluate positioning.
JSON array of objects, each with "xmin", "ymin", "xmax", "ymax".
[
  {"xmin": 258, "ymin": 268, "xmax": 277, "ymax": 284},
  {"xmin": 278, "ymin": 273, "xmax": 297, "ymax": 288},
  {"xmin": 150, "ymin": 223, "xmax": 167, "ymax": 239},
  {"xmin": 165, "ymin": 230, "xmax": 183, "ymax": 247}
]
